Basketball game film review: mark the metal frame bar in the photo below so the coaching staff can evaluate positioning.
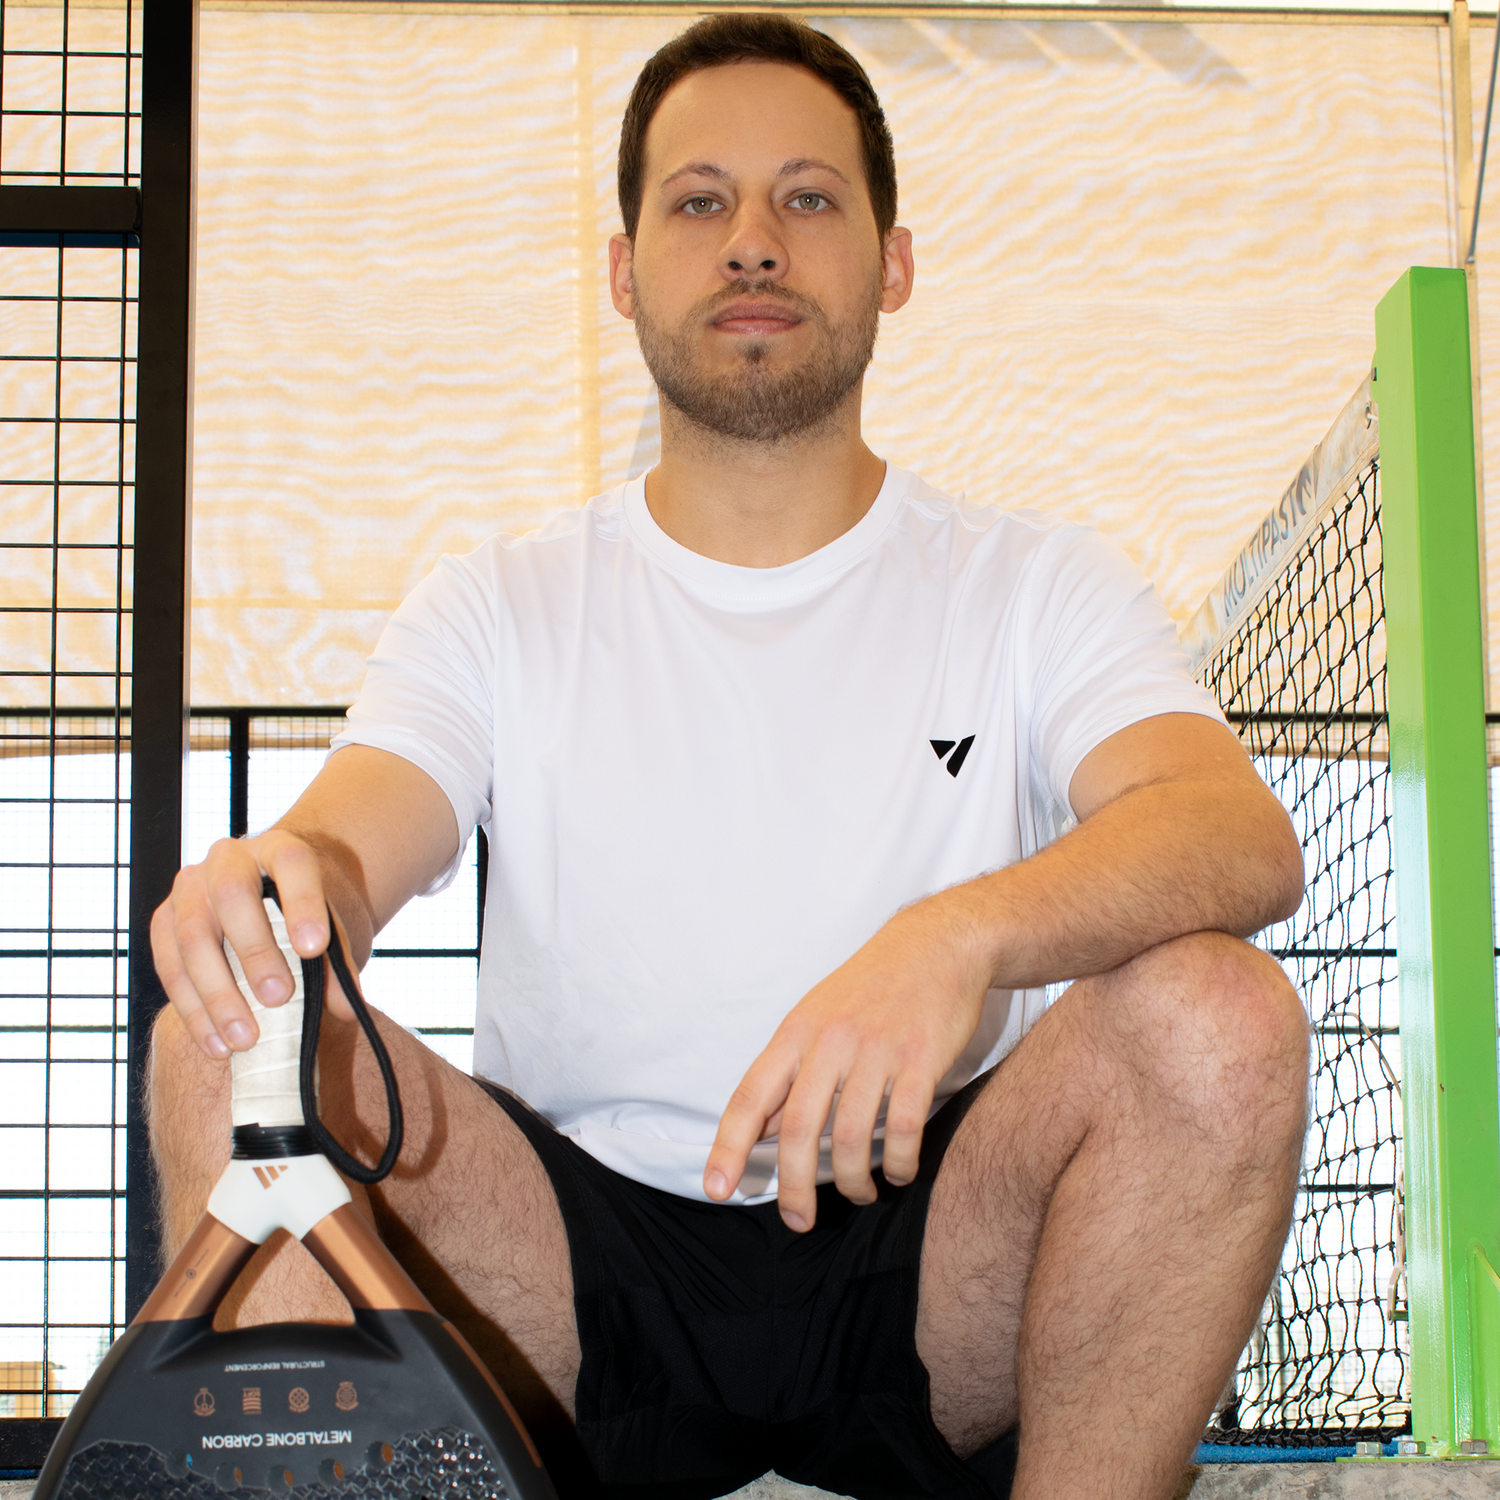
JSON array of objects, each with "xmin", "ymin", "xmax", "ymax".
[
  {"xmin": 201, "ymin": 1, "xmax": 1489, "ymax": 22},
  {"xmin": 0, "ymin": 187, "xmax": 141, "ymax": 234},
  {"xmin": 1375, "ymin": 266, "xmax": 1500, "ymax": 1456},
  {"xmin": 124, "ymin": 0, "xmax": 197, "ymax": 1322},
  {"xmin": 1451, "ymin": 0, "xmax": 1492, "ymax": 709}
]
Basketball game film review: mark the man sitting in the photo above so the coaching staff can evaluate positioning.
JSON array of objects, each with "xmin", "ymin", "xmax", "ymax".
[{"xmin": 151, "ymin": 17, "xmax": 1308, "ymax": 1499}]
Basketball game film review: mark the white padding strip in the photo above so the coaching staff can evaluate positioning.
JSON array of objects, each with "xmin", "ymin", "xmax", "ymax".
[
  {"xmin": 225, "ymin": 899, "xmax": 308, "ymax": 1128},
  {"xmin": 207, "ymin": 1155, "xmax": 352, "ymax": 1244}
]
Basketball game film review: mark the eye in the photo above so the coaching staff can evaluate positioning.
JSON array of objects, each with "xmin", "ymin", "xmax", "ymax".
[
  {"xmin": 682, "ymin": 195, "xmax": 720, "ymax": 216},
  {"xmin": 791, "ymin": 191, "xmax": 830, "ymax": 212}
]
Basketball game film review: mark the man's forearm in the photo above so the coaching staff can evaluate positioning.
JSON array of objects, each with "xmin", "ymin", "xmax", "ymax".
[
  {"xmin": 267, "ymin": 744, "xmax": 461, "ymax": 973},
  {"xmin": 937, "ymin": 772, "xmax": 1304, "ymax": 994}
]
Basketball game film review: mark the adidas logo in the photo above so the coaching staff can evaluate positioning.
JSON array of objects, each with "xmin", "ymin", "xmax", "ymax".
[
  {"xmin": 252, "ymin": 1164, "xmax": 289, "ymax": 1190},
  {"xmin": 930, "ymin": 735, "xmax": 975, "ymax": 778}
]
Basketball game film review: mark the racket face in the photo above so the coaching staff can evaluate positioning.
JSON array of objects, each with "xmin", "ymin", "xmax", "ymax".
[{"xmin": 34, "ymin": 1311, "xmax": 557, "ymax": 1500}]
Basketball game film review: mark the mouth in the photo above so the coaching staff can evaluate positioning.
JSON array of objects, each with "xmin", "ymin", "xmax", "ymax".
[{"xmin": 710, "ymin": 299, "xmax": 806, "ymax": 338}]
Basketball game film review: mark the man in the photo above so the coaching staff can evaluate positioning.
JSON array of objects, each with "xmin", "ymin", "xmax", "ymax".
[{"xmin": 151, "ymin": 17, "xmax": 1308, "ymax": 1500}]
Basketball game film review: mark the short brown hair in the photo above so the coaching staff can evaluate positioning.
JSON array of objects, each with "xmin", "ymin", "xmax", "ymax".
[{"xmin": 617, "ymin": 15, "xmax": 897, "ymax": 241}]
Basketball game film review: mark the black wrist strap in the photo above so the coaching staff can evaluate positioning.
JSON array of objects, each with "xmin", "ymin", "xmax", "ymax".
[{"xmin": 262, "ymin": 876, "xmax": 404, "ymax": 1185}]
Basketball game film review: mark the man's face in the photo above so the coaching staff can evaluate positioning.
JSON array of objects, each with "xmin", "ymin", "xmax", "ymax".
[{"xmin": 610, "ymin": 61, "xmax": 912, "ymax": 446}]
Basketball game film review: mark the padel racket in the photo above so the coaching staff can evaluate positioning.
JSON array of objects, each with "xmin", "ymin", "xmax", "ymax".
[{"xmin": 33, "ymin": 880, "xmax": 558, "ymax": 1500}]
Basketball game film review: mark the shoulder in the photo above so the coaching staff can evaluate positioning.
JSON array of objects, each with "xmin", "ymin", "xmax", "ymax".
[
  {"xmin": 399, "ymin": 485, "xmax": 630, "ymax": 611},
  {"xmin": 885, "ymin": 468, "xmax": 1128, "ymax": 584},
  {"xmin": 465, "ymin": 485, "xmax": 628, "ymax": 571}
]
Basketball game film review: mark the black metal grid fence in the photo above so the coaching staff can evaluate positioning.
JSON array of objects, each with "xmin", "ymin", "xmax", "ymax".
[
  {"xmin": 0, "ymin": 0, "xmax": 143, "ymax": 189},
  {"xmin": 1, "ymin": 0, "xmax": 143, "ymax": 1415}
]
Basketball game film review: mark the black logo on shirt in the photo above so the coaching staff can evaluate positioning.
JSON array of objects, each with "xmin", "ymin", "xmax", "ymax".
[{"xmin": 930, "ymin": 736, "xmax": 975, "ymax": 778}]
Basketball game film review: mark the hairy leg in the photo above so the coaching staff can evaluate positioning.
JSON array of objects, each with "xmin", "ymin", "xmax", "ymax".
[
  {"xmin": 916, "ymin": 931, "xmax": 1308, "ymax": 1500},
  {"xmin": 148, "ymin": 1002, "xmax": 580, "ymax": 1427}
]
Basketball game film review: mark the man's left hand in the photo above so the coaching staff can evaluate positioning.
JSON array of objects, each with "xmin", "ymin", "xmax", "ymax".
[
  {"xmin": 704, "ymin": 892, "xmax": 995, "ymax": 1231},
  {"xmin": 704, "ymin": 715, "xmax": 1306, "ymax": 1233}
]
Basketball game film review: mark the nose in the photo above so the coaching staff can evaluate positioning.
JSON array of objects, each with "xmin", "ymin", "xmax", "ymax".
[{"xmin": 720, "ymin": 203, "xmax": 788, "ymax": 283}]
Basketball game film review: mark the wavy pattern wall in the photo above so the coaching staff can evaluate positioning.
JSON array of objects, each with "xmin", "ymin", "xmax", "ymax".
[{"xmin": 151, "ymin": 10, "xmax": 1488, "ymax": 699}]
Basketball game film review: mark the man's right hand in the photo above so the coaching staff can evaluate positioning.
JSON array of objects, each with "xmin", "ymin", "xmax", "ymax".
[
  {"xmin": 150, "ymin": 745, "xmax": 462, "ymax": 1060},
  {"xmin": 151, "ymin": 828, "xmax": 353, "ymax": 1058}
]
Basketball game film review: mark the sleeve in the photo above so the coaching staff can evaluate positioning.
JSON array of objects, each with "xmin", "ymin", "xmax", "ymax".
[
  {"xmin": 1021, "ymin": 523, "xmax": 1227, "ymax": 822},
  {"xmin": 328, "ymin": 548, "xmax": 497, "ymax": 894}
]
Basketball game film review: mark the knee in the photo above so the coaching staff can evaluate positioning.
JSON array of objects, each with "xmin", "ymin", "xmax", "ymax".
[{"xmin": 1119, "ymin": 932, "xmax": 1309, "ymax": 1153}]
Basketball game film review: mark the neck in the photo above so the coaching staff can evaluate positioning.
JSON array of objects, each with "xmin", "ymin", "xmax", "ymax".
[{"xmin": 643, "ymin": 389, "xmax": 887, "ymax": 568}]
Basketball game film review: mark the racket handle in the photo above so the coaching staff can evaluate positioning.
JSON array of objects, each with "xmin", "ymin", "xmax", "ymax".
[{"xmin": 223, "ymin": 896, "xmax": 308, "ymax": 1127}]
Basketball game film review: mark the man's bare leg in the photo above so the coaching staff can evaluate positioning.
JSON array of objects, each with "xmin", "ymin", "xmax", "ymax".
[
  {"xmin": 917, "ymin": 931, "xmax": 1308, "ymax": 1500},
  {"xmin": 148, "ymin": 1002, "xmax": 581, "ymax": 1432}
]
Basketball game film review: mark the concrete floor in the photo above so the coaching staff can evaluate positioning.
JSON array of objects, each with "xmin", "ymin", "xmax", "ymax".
[
  {"xmin": 1176, "ymin": 1462, "xmax": 1500, "ymax": 1496},
  {"xmin": 9, "ymin": 1462, "xmax": 1500, "ymax": 1497},
  {"xmin": 713, "ymin": 1464, "xmax": 1500, "ymax": 1498},
  {"xmin": 734, "ymin": 1465, "xmax": 1500, "ymax": 1497}
]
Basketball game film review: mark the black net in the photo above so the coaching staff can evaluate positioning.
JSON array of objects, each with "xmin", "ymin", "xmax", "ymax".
[{"xmin": 1198, "ymin": 454, "xmax": 1408, "ymax": 1444}]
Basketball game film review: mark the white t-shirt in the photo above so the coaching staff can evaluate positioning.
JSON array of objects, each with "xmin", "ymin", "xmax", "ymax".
[{"xmin": 332, "ymin": 465, "xmax": 1223, "ymax": 1203}]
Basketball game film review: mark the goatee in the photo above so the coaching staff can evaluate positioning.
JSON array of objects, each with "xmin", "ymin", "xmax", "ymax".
[{"xmin": 632, "ymin": 274, "xmax": 882, "ymax": 446}]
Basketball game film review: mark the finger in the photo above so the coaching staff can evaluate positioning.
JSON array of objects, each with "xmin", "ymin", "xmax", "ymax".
[
  {"xmin": 259, "ymin": 834, "xmax": 331, "ymax": 960},
  {"xmin": 174, "ymin": 850, "xmax": 281, "ymax": 1053},
  {"xmin": 829, "ymin": 1069, "xmax": 889, "ymax": 1206},
  {"xmin": 774, "ymin": 1061, "xmax": 842, "ymax": 1232},
  {"xmin": 878, "ymin": 1074, "xmax": 936, "ymax": 1189},
  {"xmin": 705, "ymin": 1048, "xmax": 798, "ymax": 1202},
  {"xmin": 151, "ymin": 899, "xmax": 231, "ymax": 1060},
  {"xmin": 209, "ymin": 839, "xmax": 301, "ymax": 1014}
]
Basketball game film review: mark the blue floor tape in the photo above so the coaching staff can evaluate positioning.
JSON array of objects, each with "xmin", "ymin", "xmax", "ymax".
[{"xmin": 1193, "ymin": 1442, "xmax": 1382, "ymax": 1463}]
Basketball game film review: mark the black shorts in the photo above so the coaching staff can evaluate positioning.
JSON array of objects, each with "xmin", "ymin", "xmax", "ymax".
[{"xmin": 477, "ymin": 1072, "xmax": 1017, "ymax": 1500}]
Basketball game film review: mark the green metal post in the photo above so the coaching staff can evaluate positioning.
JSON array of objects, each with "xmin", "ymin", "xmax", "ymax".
[{"xmin": 1376, "ymin": 266, "xmax": 1500, "ymax": 1455}]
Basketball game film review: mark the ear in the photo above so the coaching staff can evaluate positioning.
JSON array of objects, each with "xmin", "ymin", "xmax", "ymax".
[
  {"xmin": 609, "ymin": 233, "xmax": 636, "ymax": 320},
  {"xmin": 879, "ymin": 226, "xmax": 914, "ymax": 315}
]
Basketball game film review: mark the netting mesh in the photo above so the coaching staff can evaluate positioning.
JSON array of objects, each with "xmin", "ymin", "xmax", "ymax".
[{"xmin": 1198, "ymin": 454, "xmax": 1408, "ymax": 1443}]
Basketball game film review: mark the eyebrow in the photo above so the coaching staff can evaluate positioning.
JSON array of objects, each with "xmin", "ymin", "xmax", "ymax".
[
  {"xmin": 658, "ymin": 157, "xmax": 853, "ymax": 190},
  {"xmin": 660, "ymin": 161, "xmax": 731, "ymax": 189},
  {"xmin": 777, "ymin": 157, "xmax": 851, "ymax": 186}
]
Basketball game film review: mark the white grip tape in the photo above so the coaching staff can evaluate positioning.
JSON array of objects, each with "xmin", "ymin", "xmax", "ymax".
[{"xmin": 224, "ymin": 897, "xmax": 309, "ymax": 1129}]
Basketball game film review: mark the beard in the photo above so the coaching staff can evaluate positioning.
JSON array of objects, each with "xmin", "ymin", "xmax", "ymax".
[{"xmin": 632, "ymin": 271, "xmax": 882, "ymax": 446}]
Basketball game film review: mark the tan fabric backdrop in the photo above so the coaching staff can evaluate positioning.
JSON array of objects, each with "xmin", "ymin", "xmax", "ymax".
[{"xmin": 180, "ymin": 6, "xmax": 1479, "ymax": 704}]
